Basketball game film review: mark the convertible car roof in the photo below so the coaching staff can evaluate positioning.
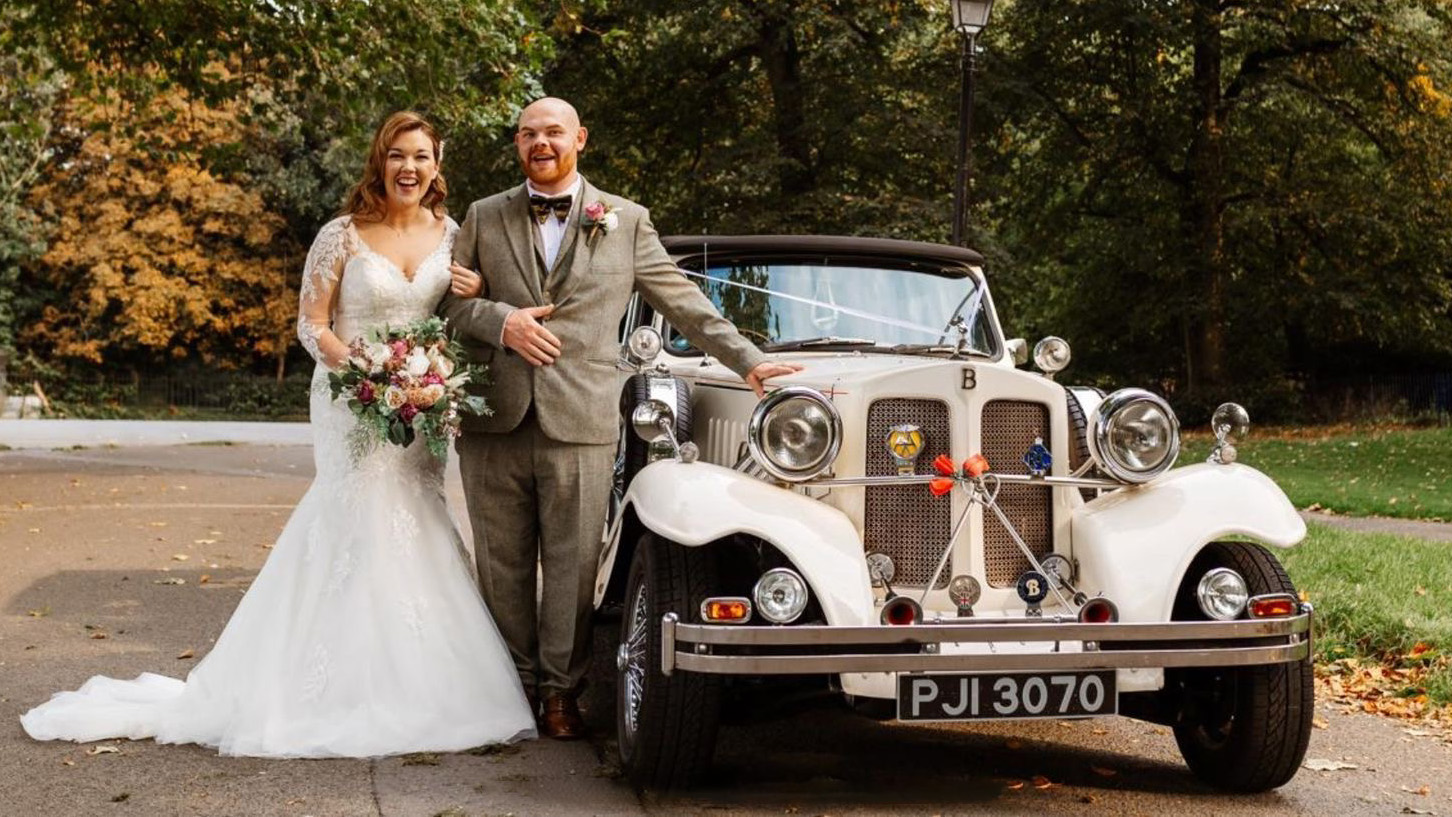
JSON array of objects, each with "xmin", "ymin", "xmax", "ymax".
[{"xmin": 661, "ymin": 235, "xmax": 984, "ymax": 268}]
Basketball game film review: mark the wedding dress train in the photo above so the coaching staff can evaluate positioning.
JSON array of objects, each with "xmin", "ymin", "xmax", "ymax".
[{"xmin": 21, "ymin": 216, "xmax": 537, "ymax": 757}]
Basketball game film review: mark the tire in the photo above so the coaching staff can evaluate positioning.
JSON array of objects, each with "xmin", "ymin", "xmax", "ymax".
[
  {"xmin": 1065, "ymin": 390, "xmax": 1096, "ymax": 502},
  {"xmin": 619, "ymin": 374, "xmax": 693, "ymax": 483},
  {"xmin": 1168, "ymin": 541, "xmax": 1313, "ymax": 792},
  {"xmin": 617, "ymin": 532, "xmax": 721, "ymax": 789}
]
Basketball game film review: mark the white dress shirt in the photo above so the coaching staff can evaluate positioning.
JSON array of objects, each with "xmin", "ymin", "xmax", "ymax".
[{"xmin": 526, "ymin": 176, "xmax": 582, "ymax": 272}]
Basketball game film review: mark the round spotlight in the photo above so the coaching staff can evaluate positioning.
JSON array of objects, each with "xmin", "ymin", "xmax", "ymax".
[
  {"xmin": 1032, "ymin": 336, "xmax": 1072, "ymax": 375},
  {"xmin": 1211, "ymin": 402, "xmax": 1251, "ymax": 445},
  {"xmin": 626, "ymin": 326, "xmax": 663, "ymax": 364},
  {"xmin": 1039, "ymin": 554, "xmax": 1074, "ymax": 589},
  {"xmin": 1195, "ymin": 567, "xmax": 1249, "ymax": 621},
  {"xmin": 753, "ymin": 568, "xmax": 809, "ymax": 623},
  {"xmin": 865, "ymin": 553, "xmax": 895, "ymax": 587}
]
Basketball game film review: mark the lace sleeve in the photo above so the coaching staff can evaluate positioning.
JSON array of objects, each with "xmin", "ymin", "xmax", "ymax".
[{"xmin": 297, "ymin": 217, "xmax": 354, "ymax": 368}]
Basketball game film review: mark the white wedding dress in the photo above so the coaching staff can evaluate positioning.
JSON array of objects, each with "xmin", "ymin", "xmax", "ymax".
[{"xmin": 21, "ymin": 215, "xmax": 537, "ymax": 757}]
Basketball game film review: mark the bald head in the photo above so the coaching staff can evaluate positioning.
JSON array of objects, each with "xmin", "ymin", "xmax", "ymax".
[
  {"xmin": 519, "ymin": 97, "xmax": 581, "ymax": 130},
  {"xmin": 515, "ymin": 97, "xmax": 588, "ymax": 194}
]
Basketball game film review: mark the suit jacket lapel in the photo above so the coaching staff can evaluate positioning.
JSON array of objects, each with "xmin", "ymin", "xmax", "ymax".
[
  {"xmin": 551, "ymin": 178, "xmax": 599, "ymax": 305},
  {"xmin": 499, "ymin": 184, "xmax": 544, "ymax": 305}
]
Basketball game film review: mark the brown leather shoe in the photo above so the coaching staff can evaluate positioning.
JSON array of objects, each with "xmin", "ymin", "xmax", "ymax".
[{"xmin": 539, "ymin": 692, "xmax": 586, "ymax": 740}]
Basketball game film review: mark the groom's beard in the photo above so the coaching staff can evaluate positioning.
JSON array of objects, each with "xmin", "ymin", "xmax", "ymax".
[{"xmin": 522, "ymin": 150, "xmax": 577, "ymax": 189}]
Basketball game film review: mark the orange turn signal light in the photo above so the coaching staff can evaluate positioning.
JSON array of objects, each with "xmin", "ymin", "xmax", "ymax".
[
  {"xmin": 700, "ymin": 597, "xmax": 752, "ymax": 623},
  {"xmin": 963, "ymin": 454, "xmax": 990, "ymax": 477},
  {"xmin": 1248, "ymin": 593, "xmax": 1298, "ymax": 619}
]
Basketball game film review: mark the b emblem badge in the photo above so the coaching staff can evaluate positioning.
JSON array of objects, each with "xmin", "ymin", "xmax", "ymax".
[{"xmin": 886, "ymin": 424, "xmax": 925, "ymax": 475}]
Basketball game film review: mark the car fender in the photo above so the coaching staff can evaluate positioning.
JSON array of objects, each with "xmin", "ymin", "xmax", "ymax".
[
  {"xmin": 595, "ymin": 460, "xmax": 873, "ymax": 625},
  {"xmin": 1071, "ymin": 462, "xmax": 1306, "ymax": 622}
]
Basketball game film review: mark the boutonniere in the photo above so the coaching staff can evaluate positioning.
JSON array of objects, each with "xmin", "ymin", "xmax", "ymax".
[{"xmin": 582, "ymin": 201, "xmax": 620, "ymax": 241}]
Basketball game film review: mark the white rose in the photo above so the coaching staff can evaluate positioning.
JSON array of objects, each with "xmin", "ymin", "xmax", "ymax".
[
  {"xmin": 383, "ymin": 385, "xmax": 408, "ymax": 410},
  {"xmin": 366, "ymin": 341, "xmax": 391, "ymax": 374},
  {"xmin": 405, "ymin": 348, "xmax": 430, "ymax": 377},
  {"xmin": 602, "ymin": 212, "xmax": 619, "ymax": 232},
  {"xmin": 434, "ymin": 354, "xmax": 455, "ymax": 377},
  {"xmin": 422, "ymin": 384, "xmax": 446, "ymax": 407}
]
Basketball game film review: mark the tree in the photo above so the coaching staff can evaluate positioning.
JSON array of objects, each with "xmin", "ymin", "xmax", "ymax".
[{"xmin": 22, "ymin": 87, "xmax": 294, "ymax": 369}]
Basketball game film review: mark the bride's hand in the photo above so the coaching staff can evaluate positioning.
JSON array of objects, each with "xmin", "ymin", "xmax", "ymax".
[{"xmin": 450, "ymin": 264, "xmax": 485, "ymax": 298}]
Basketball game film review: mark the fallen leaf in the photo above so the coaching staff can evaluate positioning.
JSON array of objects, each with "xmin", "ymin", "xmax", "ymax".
[
  {"xmin": 1401, "ymin": 808, "xmax": 1431, "ymax": 815},
  {"xmin": 199, "ymin": 574, "xmax": 211, "ymax": 584},
  {"xmin": 1304, "ymin": 759, "xmax": 1358, "ymax": 771},
  {"xmin": 1090, "ymin": 765, "xmax": 1118, "ymax": 777},
  {"xmin": 1079, "ymin": 795, "xmax": 1097, "ymax": 804},
  {"xmin": 26, "ymin": 608, "xmax": 50, "ymax": 618},
  {"xmin": 171, "ymin": 554, "xmax": 189, "ymax": 562},
  {"xmin": 1004, "ymin": 780, "xmax": 1025, "ymax": 790},
  {"xmin": 257, "ymin": 543, "xmax": 274, "ymax": 550},
  {"xmin": 1032, "ymin": 775, "xmax": 1053, "ymax": 789},
  {"xmin": 152, "ymin": 578, "xmax": 186, "ymax": 585},
  {"xmin": 176, "ymin": 649, "xmax": 195, "ymax": 659},
  {"xmin": 1415, "ymin": 588, "xmax": 1428, "ymax": 597},
  {"xmin": 1313, "ymin": 715, "xmax": 1330, "ymax": 729},
  {"xmin": 111, "ymin": 793, "xmax": 130, "ymax": 803},
  {"xmin": 16, "ymin": 501, "xmax": 32, "ymax": 509},
  {"xmin": 89, "ymin": 632, "xmax": 107, "ymax": 640},
  {"xmin": 85, "ymin": 745, "xmax": 120, "ymax": 756},
  {"xmin": 193, "ymin": 539, "xmax": 216, "ymax": 545},
  {"xmin": 1400, "ymin": 785, "xmax": 1432, "ymax": 796},
  {"xmin": 1091, "ymin": 727, "xmax": 1108, "ymax": 735},
  {"xmin": 1005, "ymin": 739, "xmax": 1023, "ymax": 750},
  {"xmin": 27, "ymin": 528, "xmax": 40, "ymax": 534},
  {"xmin": 149, "ymin": 522, "xmax": 167, "ymax": 528},
  {"xmin": 61, "ymin": 759, "xmax": 75, "ymax": 767}
]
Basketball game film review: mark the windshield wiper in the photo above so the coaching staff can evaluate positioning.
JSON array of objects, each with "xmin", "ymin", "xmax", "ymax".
[{"xmin": 761, "ymin": 336, "xmax": 879, "ymax": 352}]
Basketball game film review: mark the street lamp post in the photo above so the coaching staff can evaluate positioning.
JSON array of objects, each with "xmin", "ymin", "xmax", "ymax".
[{"xmin": 950, "ymin": 0, "xmax": 994, "ymax": 247}]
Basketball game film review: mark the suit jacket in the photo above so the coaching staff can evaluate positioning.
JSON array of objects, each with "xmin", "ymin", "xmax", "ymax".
[{"xmin": 439, "ymin": 178, "xmax": 767, "ymax": 444}]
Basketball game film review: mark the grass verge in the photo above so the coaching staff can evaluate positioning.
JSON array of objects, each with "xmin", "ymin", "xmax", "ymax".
[
  {"xmin": 1182, "ymin": 425, "xmax": 1452, "ymax": 521},
  {"xmin": 1280, "ymin": 522, "xmax": 1452, "ymax": 703}
]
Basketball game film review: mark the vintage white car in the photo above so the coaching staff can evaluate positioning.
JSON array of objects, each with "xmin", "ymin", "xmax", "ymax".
[{"xmin": 596, "ymin": 235, "xmax": 1312, "ymax": 792}]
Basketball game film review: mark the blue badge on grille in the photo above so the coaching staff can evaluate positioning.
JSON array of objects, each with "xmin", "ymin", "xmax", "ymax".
[{"xmin": 1023, "ymin": 437, "xmax": 1052, "ymax": 476}]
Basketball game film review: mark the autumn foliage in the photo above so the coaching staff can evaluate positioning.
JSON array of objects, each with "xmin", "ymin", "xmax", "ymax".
[{"xmin": 23, "ymin": 88, "xmax": 295, "ymax": 367}]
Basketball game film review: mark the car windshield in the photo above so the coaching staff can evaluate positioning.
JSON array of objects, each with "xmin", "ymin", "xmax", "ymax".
[{"xmin": 667, "ymin": 261, "xmax": 997, "ymax": 356}]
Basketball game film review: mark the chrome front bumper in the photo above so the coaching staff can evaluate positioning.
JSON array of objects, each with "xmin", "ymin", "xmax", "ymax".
[{"xmin": 660, "ymin": 606, "xmax": 1312, "ymax": 675}]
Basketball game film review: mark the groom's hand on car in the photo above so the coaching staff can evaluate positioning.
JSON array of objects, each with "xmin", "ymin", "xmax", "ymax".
[
  {"xmin": 745, "ymin": 361, "xmax": 803, "ymax": 398},
  {"xmin": 503, "ymin": 305, "xmax": 561, "ymax": 366}
]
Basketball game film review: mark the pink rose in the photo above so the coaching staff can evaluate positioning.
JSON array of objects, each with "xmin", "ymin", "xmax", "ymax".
[
  {"xmin": 423, "ymin": 373, "xmax": 444, "ymax": 386},
  {"xmin": 584, "ymin": 201, "xmax": 605, "ymax": 221},
  {"xmin": 390, "ymin": 340, "xmax": 408, "ymax": 360},
  {"xmin": 400, "ymin": 403, "xmax": 419, "ymax": 423},
  {"xmin": 356, "ymin": 380, "xmax": 376, "ymax": 404}
]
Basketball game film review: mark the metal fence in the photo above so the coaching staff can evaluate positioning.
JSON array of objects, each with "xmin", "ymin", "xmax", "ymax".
[{"xmin": 1302, "ymin": 372, "xmax": 1452, "ymax": 423}]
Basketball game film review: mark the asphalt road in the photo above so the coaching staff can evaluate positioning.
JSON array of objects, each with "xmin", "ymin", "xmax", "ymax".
[{"xmin": 2, "ymin": 443, "xmax": 1450, "ymax": 816}]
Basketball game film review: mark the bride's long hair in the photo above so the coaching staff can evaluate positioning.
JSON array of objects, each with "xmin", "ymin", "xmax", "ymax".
[{"xmin": 343, "ymin": 111, "xmax": 448, "ymax": 222}]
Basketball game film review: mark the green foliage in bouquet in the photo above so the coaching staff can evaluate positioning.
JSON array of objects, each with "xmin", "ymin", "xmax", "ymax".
[{"xmin": 327, "ymin": 317, "xmax": 490, "ymax": 462}]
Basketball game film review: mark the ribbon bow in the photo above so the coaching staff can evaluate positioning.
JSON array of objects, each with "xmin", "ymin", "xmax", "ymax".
[{"xmin": 528, "ymin": 194, "xmax": 573, "ymax": 224}]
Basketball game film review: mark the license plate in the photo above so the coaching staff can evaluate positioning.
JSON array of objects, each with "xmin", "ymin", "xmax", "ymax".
[{"xmin": 896, "ymin": 670, "xmax": 1117, "ymax": 722}]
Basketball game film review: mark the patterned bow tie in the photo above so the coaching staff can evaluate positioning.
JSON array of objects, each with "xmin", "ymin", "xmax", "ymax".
[{"xmin": 528, "ymin": 194, "xmax": 572, "ymax": 224}]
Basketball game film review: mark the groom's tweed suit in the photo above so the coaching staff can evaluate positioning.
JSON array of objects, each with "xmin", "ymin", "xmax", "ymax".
[{"xmin": 439, "ymin": 178, "xmax": 765, "ymax": 696}]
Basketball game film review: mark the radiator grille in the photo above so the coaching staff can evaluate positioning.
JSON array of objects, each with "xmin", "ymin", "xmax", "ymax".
[
  {"xmin": 981, "ymin": 401, "xmax": 1054, "ymax": 586},
  {"xmin": 863, "ymin": 399, "xmax": 952, "ymax": 588}
]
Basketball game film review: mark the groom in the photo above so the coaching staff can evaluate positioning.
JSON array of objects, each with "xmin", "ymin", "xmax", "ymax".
[{"xmin": 439, "ymin": 97, "xmax": 798, "ymax": 739}]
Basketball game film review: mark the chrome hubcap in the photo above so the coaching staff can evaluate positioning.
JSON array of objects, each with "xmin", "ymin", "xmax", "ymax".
[{"xmin": 621, "ymin": 581, "xmax": 650, "ymax": 741}]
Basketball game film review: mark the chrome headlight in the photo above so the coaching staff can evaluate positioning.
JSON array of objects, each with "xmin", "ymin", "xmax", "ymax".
[
  {"xmin": 1196, "ymin": 567, "xmax": 1249, "ymax": 620},
  {"xmin": 1086, "ymin": 388, "xmax": 1180, "ymax": 483},
  {"xmin": 747, "ymin": 387, "xmax": 842, "ymax": 482},
  {"xmin": 753, "ymin": 568, "xmax": 809, "ymax": 623}
]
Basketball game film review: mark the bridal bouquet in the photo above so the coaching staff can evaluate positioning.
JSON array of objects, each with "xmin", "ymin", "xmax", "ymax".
[{"xmin": 328, "ymin": 317, "xmax": 489, "ymax": 461}]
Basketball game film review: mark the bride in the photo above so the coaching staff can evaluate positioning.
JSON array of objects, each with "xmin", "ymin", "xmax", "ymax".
[{"xmin": 20, "ymin": 112, "xmax": 537, "ymax": 757}]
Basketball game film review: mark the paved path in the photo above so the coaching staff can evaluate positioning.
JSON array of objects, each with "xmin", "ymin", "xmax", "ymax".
[
  {"xmin": 1301, "ymin": 510, "xmax": 1452, "ymax": 542},
  {"xmin": 1, "ymin": 435, "xmax": 1451, "ymax": 815},
  {"xmin": 0, "ymin": 419, "xmax": 311, "ymax": 450}
]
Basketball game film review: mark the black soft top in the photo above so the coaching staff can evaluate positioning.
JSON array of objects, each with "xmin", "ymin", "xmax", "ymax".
[{"xmin": 661, "ymin": 234, "xmax": 984, "ymax": 273}]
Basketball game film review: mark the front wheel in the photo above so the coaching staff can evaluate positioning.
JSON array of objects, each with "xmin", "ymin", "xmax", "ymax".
[
  {"xmin": 1169, "ymin": 541, "xmax": 1313, "ymax": 792},
  {"xmin": 617, "ymin": 532, "xmax": 721, "ymax": 789}
]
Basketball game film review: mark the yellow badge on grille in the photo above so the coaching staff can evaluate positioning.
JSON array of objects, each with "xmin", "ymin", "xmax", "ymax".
[{"xmin": 886, "ymin": 424, "xmax": 925, "ymax": 475}]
